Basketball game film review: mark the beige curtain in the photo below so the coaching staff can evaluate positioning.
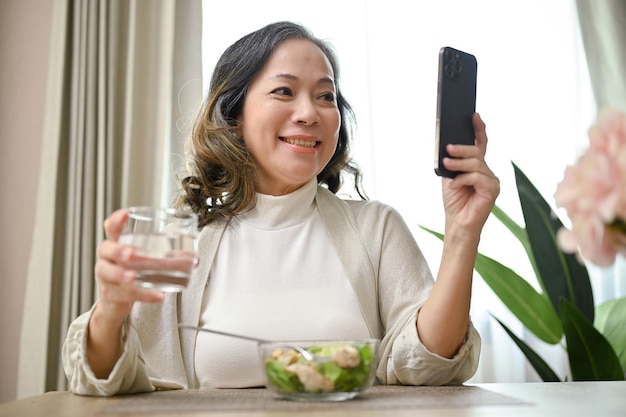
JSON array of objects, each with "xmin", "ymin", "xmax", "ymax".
[
  {"xmin": 17, "ymin": 0, "xmax": 203, "ymax": 398},
  {"xmin": 576, "ymin": 0, "xmax": 626, "ymax": 110}
]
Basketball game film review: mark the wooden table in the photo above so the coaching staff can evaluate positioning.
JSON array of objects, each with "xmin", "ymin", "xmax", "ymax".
[{"xmin": 1, "ymin": 382, "xmax": 624, "ymax": 416}]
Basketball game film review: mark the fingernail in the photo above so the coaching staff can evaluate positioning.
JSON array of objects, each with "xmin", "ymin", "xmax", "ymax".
[
  {"xmin": 120, "ymin": 247, "xmax": 132, "ymax": 261},
  {"xmin": 123, "ymin": 270, "xmax": 135, "ymax": 283}
]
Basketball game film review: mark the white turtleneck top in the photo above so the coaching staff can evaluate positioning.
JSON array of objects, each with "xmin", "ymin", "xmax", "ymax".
[{"xmin": 194, "ymin": 179, "xmax": 370, "ymax": 388}]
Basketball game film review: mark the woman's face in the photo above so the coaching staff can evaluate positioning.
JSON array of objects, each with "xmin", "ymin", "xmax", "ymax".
[{"xmin": 238, "ymin": 38, "xmax": 341, "ymax": 196}]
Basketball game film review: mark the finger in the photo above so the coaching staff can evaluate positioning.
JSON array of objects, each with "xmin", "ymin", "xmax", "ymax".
[
  {"xmin": 95, "ymin": 255, "xmax": 134, "ymax": 286},
  {"xmin": 104, "ymin": 209, "xmax": 129, "ymax": 242},
  {"xmin": 442, "ymin": 151, "xmax": 498, "ymax": 184},
  {"xmin": 98, "ymin": 238, "xmax": 130, "ymax": 259},
  {"xmin": 96, "ymin": 259, "xmax": 164, "ymax": 304},
  {"xmin": 99, "ymin": 282, "xmax": 164, "ymax": 305},
  {"xmin": 445, "ymin": 143, "xmax": 483, "ymax": 160},
  {"xmin": 96, "ymin": 239, "xmax": 148, "ymax": 290},
  {"xmin": 448, "ymin": 166, "xmax": 500, "ymax": 197},
  {"xmin": 100, "ymin": 239, "xmax": 195, "ymax": 276},
  {"xmin": 129, "ymin": 252, "xmax": 196, "ymax": 273},
  {"xmin": 443, "ymin": 154, "xmax": 489, "ymax": 175},
  {"xmin": 472, "ymin": 113, "xmax": 488, "ymax": 155},
  {"xmin": 96, "ymin": 244, "xmax": 186, "ymax": 284}
]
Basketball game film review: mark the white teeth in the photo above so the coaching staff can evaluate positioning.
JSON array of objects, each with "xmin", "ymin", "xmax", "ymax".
[{"xmin": 283, "ymin": 138, "xmax": 317, "ymax": 148}]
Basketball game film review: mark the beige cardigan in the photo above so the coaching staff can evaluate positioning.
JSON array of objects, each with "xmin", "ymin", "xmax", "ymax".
[{"xmin": 62, "ymin": 186, "xmax": 480, "ymax": 396}]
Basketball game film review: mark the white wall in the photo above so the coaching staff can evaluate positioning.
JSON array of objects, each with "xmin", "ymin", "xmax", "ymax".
[{"xmin": 0, "ymin": 0, "xmax": 52, "ymax": 403}]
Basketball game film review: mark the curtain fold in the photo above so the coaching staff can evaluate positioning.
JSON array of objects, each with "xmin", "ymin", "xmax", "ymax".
[
  {"xmin": 18, "ymin": 0, "xmax": 202, "ymax": 398},
  {"xmin": 576, "ymin": 0, "xmax": 626, "ymax": 110}
]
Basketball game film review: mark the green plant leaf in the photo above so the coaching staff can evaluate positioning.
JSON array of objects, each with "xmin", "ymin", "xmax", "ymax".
[
  {"xmin": 491, "ymin": 205, "xmax": 546, "ymax": 296},
  {"xmin": 494, "ymin": 316, "xmax": 561, "ymax": 382},
  {"xmin": 418, "ymin": 225, "xmax": 562, "ymax": 344},
  {"xmin": 560, "ymin": 299, "xmax": 625, "ymax": 381},
  {"xmin": 513, "ymin": 162, "xmax": 595, "ymax": 322},
  {"xmin": 491, "ymin": 204, "xmax": 529, "ymax": 252},
  {"xmin": 475, "ymin": 253, "xmax": 562, "ymax": 344},
  {"xmin": 595, "ymin": 297, "xmax": 626, "ymax": 372}
]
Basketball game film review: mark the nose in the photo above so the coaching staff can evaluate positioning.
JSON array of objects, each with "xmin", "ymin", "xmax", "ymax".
[{"xmin": 293, "ymin": 97, "xmax": 320, "ymax": 125}]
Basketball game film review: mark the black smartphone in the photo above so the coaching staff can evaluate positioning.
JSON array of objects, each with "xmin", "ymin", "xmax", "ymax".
[{"xmin": 434, "ymin": 46, "xmax": 477, "ymax": 178}]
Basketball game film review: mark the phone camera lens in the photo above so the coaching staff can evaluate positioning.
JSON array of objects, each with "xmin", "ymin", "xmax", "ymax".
[
  {"xmin": 444, "ymin": 49, "xmax": 455, "ymax": 63},
  {"xmin": 454, "ymin": 60, "xmax": 462, "ymax": 72},
  {"xmin": 444, "ymin": 64, "xmax": 455, "ymax": 78}
]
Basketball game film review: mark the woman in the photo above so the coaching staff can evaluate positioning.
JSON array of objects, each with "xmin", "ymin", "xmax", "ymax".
[{"xmin": 62, "ymin": 21, "xmax": 500, "ymax": 395}]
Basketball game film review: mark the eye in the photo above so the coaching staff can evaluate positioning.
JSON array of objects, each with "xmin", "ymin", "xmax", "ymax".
[
  {"xmin": 320, "ymin": 92, "xmax": 336, "ymax": 103},
  {"xmin": 271, "ymin": 87, "xmax": 292, "ymax": 96}
]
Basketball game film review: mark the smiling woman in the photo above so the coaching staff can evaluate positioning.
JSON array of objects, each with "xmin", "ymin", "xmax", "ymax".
[{"xmin": 200, "ymin": 1, "xmax": 597, "ymax": 383}]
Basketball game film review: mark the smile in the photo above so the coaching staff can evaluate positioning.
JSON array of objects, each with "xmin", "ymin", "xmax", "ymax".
[{"xmin": 280, "ymin": 137, "xmax": 319, "ymax": 148}]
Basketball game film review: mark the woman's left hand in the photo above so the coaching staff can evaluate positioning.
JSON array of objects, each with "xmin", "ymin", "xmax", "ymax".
[
  {"xmin": 441, "ymin": 113, "xmax": 500, "ymax": 239},
  {"xmin": 417, "ymin": 113, "xmax": 499, "ymax": 358}
]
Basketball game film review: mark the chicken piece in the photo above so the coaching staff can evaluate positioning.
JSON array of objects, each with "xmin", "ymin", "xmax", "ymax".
[
  {"xmin": 271, "ymin": 348, "xmax": 299, "ymax": 365},
  {"xmin": 332, "ymin": 345, "xmax": 361, "ymax": 368},
  {"xmin": 285, "ymin": 363, "xmax": 335, "ymax": 393}
]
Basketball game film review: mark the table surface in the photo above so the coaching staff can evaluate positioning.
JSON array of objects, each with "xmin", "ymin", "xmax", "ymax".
[{"xmin": 1, "ymin": 381, "xmax": 625, "ymax": 417}]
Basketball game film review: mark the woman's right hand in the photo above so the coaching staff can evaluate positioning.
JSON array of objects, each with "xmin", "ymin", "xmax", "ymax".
[
  {"xmin": 87, "ymin": 209, "xmax": 164, "ymax": 379},
  {"xmin": 94, "ymin": 208, "xmax": 164, "ymax": 323}
]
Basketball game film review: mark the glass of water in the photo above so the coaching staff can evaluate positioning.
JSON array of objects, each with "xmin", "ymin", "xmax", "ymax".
[{"xmin": 119, "ymin": 206, "xmax": 198, "ymax": 292}]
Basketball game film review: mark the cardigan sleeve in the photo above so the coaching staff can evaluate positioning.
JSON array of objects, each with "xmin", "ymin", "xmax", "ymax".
[
  {"xmin": 349, "ymin": 200, "xmax": 480, "ymax": 385},
  {"xmin": 61, "ymin": 303, "xmax": 155, "ymax": 396},
  {"xmin": 62, "ymin": 291, "xmax": 190, "ymax": 396},
  {"xmin": 387, "ymin": 309, "xmax": 481, "ymax": 385}
]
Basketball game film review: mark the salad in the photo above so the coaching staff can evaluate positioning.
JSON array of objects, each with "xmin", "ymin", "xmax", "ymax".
[{"xmin": 264, "ymin": 342, "xmax": 376, "ymax": 393}]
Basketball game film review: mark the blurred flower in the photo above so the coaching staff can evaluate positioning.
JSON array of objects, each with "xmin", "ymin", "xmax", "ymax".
[{"xmin": 554, "ymin": 108, "xmax": 626, "ymax": 267}]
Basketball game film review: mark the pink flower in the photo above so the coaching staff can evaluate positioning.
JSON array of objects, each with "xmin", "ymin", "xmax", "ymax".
[{"xmin": 554, "ymin": 108, "xmax": 626, "ymax": 267}]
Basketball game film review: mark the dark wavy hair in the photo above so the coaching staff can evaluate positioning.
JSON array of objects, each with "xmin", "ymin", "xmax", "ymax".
[{"xmin": 176, "ymin": 21, "xmax": 366, "ymax": 227}]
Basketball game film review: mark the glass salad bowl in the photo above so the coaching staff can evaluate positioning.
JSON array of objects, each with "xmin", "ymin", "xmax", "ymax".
[{"xmin": 258, "ymin": 338, "xmax": 380, "ymax": 401}]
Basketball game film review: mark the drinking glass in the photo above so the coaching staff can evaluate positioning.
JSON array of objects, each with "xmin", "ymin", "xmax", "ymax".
[{"xmin": 118, "ymin": 206, "xmax": 198, "ymax": 292}]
